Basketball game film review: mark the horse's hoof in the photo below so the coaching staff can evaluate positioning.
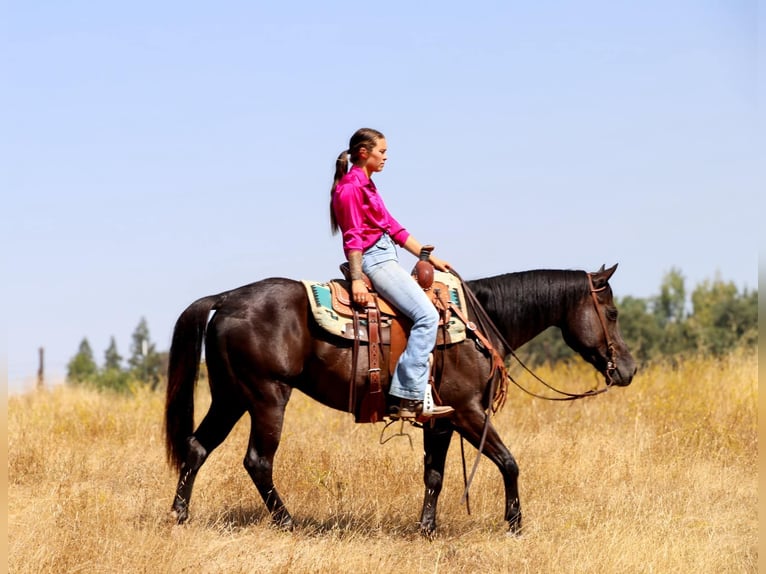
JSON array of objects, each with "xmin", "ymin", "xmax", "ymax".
[
  {"xmin": 507, "ymin": 515, "xmax": 522, "ymax": 537},
  {"xmin": 170, "ymin": 507, "xmax": 189, "ymax": 524},
  {"xmin": 419, "ymin": 523, "xmax": 437, "ymax": 540},
  {"xmin": 272, "ymin": 515, "xmax": 295, "ymax": 531}
]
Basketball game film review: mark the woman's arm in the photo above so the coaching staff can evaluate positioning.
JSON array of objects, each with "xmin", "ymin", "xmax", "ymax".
[
  {"xmin": 347, "ymin": 250, "xmax": 369, "ymax": 305},
  {"xmin": 402, "ymin": 236, "xmax": 451, "ymax": 271}
]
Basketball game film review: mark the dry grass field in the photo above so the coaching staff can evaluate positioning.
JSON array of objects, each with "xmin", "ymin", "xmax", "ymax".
[{"xmin": 8, "ymin": 349, "xmax": 757, "ymax": 573}]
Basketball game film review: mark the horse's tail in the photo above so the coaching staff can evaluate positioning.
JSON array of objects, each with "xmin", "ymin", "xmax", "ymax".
[{"xmin": 164, "ymin": 293, "xmax": 223, "ymax": 471}]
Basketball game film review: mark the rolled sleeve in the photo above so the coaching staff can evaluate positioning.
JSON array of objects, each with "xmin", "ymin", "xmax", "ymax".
[{"xmin": 388, "ymin": 221, "xmax": 410, "ymax": 247}]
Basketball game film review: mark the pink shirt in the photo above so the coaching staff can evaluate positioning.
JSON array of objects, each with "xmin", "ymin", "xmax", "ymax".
[{"xmin": 332, "ymin": 165, "xmax": 410, "ymax": 256}]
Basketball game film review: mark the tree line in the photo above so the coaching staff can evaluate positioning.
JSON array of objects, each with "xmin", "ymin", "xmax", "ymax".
[
  {"xmin": 520, "ymin": 268, "xmax": 757, "ymax": 366},
  {"xmin": 67, "ymin": 268, "xmax": 756, "ymax": 391},
  {"xmin": 67, "ymin": 317, "xmax": 164, "ymax": 391}
]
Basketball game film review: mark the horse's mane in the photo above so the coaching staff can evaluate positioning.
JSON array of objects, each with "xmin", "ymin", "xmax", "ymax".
[{"xmin": 466, "ymin": 269, "xmax": 589, "ymax": 331}]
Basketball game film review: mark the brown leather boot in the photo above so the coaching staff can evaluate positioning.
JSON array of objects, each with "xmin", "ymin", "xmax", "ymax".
[{"xmin": 389, "ymin": 399, "xmax": 454, "ymax": 421}]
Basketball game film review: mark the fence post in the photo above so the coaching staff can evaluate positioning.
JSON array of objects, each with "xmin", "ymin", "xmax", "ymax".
[{"xmin": 37, "ymin": 347, "xmax": 44, "ymax": 389}]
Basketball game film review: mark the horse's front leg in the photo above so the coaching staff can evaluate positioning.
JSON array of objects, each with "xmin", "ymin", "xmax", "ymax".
[
  {"xmin": 503, "ymin": 455, "xmax": 522, "ymax": 535},
  {"xmin": 420, "ymin": 419, "xmax": 454, "ymax": 536},
  {"xmin": 455, "ymin": 410, "xmax": 522, "ymax": 535}
]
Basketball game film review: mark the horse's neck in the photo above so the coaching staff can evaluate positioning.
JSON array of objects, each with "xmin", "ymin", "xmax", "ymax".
[{"xmin": 468, "ymin": 271, "xmax": 584, "ymax": 350}]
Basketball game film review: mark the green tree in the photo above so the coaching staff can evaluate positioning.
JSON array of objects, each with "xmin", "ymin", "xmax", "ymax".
[
  {"xmin": 614, "ymin": 295, "xmax": 663, "ymax": 363},
  {"xmin": 128, "ymin": 317, "xmax": 162, "ymax": 386},
  {"xmin": 67, "ymin": 338, "xmax": 98, "ymax": 384},
  {"xmin": 688, "ymin": 276, "xmax": 758, "ymax": 355},
  {"xmin": 739, "ymin": 289, "xmax": 759, "ymax": 347},
  {"xmin": 104, "ymin": 336, "xmax": 123, "ymax": 371},
  {"xmin": 99, "ymin": 335, "xmax": 130, "ymax": 391},
  {"xmin": 652, "ymin": 267, "xmax": 687, "ymax": 326},
  {"xmin": 95, "ymin": 367, "xmax": 131, "ymax": 392},
  {"xmin": 649, "ymin": 268, "xmax": 693, "ymax": 357}
]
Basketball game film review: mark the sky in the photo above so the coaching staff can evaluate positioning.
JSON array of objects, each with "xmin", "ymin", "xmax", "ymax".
[{"xmin": 4, "ymin": 0, "xmax": 762, "ymax": 393}]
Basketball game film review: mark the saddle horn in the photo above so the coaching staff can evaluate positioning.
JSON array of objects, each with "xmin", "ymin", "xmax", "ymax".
[{"xmin": 413, "ymin": 245, "xmax": 435, "ymax": 289}]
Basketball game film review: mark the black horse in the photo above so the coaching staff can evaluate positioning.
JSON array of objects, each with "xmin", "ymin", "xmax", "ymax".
[{"xmin": 165, "ymin": 264, "xmax": 636, "ymax": 535}]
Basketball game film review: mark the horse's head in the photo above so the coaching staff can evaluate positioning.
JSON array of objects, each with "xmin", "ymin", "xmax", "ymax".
[{"xmin": 561, "ymin": 264, "xmax": 637, "ymax": 387}]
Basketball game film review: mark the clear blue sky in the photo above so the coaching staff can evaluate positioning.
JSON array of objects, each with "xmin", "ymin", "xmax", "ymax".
[{"xmin": 4, "ymin": 1, "xmax": 762, "ymax": 392}]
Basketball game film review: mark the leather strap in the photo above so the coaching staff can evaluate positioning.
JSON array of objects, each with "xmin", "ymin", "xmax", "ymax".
[
  {"xmin": 350, "ymin": 308, "xmax": 360, "ymax": 413},
  {"xmin": 366, "ymin": 298, "xmax": 382, "ymax": 394}
]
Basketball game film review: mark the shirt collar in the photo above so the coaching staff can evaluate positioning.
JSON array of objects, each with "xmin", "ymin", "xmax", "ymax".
[{"xmin": 348, "ymin": 165, "xmax": 375, "ymax": 190}]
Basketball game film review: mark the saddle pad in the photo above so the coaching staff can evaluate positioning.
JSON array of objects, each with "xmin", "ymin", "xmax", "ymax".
[
  {"xmin": 301, "ymin": 270, "xmax": 467, "ymax": 343},
  {"xmin": 301, "ymin": 279, "xmax": 379, "ymax": 339}
]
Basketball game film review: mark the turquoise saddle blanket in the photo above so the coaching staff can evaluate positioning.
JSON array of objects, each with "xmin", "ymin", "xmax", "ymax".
[{"xmin": 301, "ymin": 270, "xmax": 467, "ymax": 344}]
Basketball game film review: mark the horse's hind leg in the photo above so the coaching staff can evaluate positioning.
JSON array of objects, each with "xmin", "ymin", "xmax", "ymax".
[
  {"xmin": 242, "ymin": 380, "xmax": 294, "ymax": 529},
  {"xmin": 419, "ymin": 419, "xmax": 454, "ymax": 536},
  {"xmin": 171, "ymin": 398, "xmax": 245, "ymax": 523}
]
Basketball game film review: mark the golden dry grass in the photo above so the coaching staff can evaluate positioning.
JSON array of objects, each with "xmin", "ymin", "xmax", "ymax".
[{"xmin": 9, "ymin": 350, "xmax": 757, "ymax": 573}]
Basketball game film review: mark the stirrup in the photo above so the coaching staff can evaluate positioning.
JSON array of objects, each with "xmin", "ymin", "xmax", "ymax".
[
  {"xmin": 422, "ymin": 353, "xmax": 440, "ymax": 416},
  {"xmin": 423, "ymin": 384, "xmax": 437, "ymax": 415},
  {"xmin": 421, "ymin": 382, "xmax": 454, "ymax": 419}
]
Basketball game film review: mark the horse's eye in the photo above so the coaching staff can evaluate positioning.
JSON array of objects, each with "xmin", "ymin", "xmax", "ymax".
[{"xmin": 605, "ymin": 307, "xmax": 618, "ymax": 321}]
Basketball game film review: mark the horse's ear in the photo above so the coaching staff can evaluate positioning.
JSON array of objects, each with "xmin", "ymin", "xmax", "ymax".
[
  {"xmin": 605, "ymin": 263, "xmax": 618, "ymax": 279},
  {"xmin": 592, "ymin": 263, "xmax": 618, "ymax": 287}
]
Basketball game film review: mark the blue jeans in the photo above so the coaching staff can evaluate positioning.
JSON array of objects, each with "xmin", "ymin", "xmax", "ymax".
[{"xmin": 362, "ymin": 233, "xmax": 439, "ymax": 401}]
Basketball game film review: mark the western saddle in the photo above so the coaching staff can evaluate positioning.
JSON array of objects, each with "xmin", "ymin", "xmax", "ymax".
[{"xmin": 338, "ymin": 246, "xmax": 471, "ymax": 423}]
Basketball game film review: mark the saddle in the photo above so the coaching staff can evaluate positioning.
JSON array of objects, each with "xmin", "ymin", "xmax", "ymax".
[
  {"xmin": 335, "ymin": 265, "xmax": 457, "ymax": 332},
  {"xmin": 336, "ymin": 247, "xmax": 454, "ymax": 423},
  {"xmin": 301, "ymin": 253, "xmax": 507, "ymax": 423}
]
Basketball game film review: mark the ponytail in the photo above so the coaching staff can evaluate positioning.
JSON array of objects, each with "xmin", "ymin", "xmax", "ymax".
[{"xmin": 330, "ymin": 149, "xmax": 349, "ymax": 235}]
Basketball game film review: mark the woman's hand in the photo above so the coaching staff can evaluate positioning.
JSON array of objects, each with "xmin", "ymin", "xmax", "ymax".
[
  {"xmin": 347, "ymin": 250, "xmax": 368, "ymax": 305},
  {"xmin": 403, "ymin": 236, "xmax": 452, "ymax": 273},
  {"xmin": 351, "ymin": 279, "xmax": 368, "ymax": 305},
  {"xmin": 428, "ymin": 254, "xmax": 451, "ymax": 272}
]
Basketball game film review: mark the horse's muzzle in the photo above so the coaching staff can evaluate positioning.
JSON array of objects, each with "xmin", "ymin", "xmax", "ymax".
[{"xmin": 611, "ymin": 360, "xmax": 637, "ymax": 386}]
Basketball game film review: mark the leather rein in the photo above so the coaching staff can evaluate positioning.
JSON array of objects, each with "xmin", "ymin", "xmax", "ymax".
[{"xmin": 449, "ymin": 269, "xmax": 619, "ymax": 509}]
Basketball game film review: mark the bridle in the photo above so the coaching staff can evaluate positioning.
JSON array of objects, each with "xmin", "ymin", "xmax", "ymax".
[{"xmin": 587, "ymin": 272, "xmax": 618, "ymax": 388}]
